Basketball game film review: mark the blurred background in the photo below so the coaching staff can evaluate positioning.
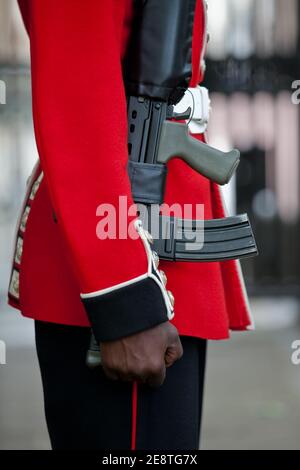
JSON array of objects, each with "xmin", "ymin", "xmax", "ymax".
[{"xmin": 0, "ymin": 0, "xmax": 300, "ymax": 450}]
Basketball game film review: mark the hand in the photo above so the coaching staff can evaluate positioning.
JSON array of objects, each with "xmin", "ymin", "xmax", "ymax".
[{"xmin": 100, "ymin": 322, "xmax": 183, "ymax": 387}]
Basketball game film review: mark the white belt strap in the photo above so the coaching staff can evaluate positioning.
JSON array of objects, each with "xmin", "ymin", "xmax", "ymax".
[{"xmin": 173, "ymin": 86, "xmax": 211, "ymax": 134}]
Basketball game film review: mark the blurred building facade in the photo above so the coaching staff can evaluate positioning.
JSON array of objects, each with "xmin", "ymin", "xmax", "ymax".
[{"xmin": 205, "ymin": 0, "xmax": 300, "ymax": 296}]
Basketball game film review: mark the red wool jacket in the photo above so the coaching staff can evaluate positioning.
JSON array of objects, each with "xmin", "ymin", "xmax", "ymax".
[{"xmin": 8, "ymin": 0, "xmax": 254, "ymax": 340}]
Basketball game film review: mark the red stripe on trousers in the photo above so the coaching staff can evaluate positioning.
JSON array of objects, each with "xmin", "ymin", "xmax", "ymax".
[{"xmin": 131, "ymin": 380, "xmax": 138, "ymax": 450}]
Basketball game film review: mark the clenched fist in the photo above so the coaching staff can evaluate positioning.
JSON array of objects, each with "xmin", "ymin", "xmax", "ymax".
[{"xmin": 100, "ymin": 322, "xmax": 183, "ymax": 387}]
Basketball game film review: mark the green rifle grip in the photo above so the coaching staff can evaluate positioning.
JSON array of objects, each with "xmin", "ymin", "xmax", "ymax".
[
  {"xmin": 86, "ymin": 349, "xmax": 102, "ymax": 369},
  {"xmin": 86, "ymin": 334, "xmax": 102, "ymax": 369},
  {"xmin": 157, "ymin": 121, "xmax": 240, "ymax": 185}
]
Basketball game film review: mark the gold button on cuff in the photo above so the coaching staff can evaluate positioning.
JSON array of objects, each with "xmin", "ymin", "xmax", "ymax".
[
  {"xmin": 144, "ymin": 230, "xmax": 154, "ymax": 244},
  {"xmin": 167, "ymin": 290, "xmax": 175, "ymax": 308},
  {"xmin": 159, "ymin": 270, "xmax": 167, "ymax": 286},
  {"xmin": 152, "ymin": 251, "xmax": 159, "ymax": 269}
]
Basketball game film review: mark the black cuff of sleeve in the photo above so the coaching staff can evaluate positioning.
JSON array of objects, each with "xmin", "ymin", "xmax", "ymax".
[{"xmin": 82, "ymin": 277, "xmax": 169, "ymax": 343}]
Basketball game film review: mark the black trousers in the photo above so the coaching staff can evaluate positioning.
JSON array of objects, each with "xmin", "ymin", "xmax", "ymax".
[{"xmin": 35, "ymin": 320, "xmax": 207, "ymax": 450}]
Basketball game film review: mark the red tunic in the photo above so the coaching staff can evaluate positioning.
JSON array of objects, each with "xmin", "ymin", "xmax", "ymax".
[{"xmin": 8, "ymin": 0, "xmax": 254, "ymax": 340}]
